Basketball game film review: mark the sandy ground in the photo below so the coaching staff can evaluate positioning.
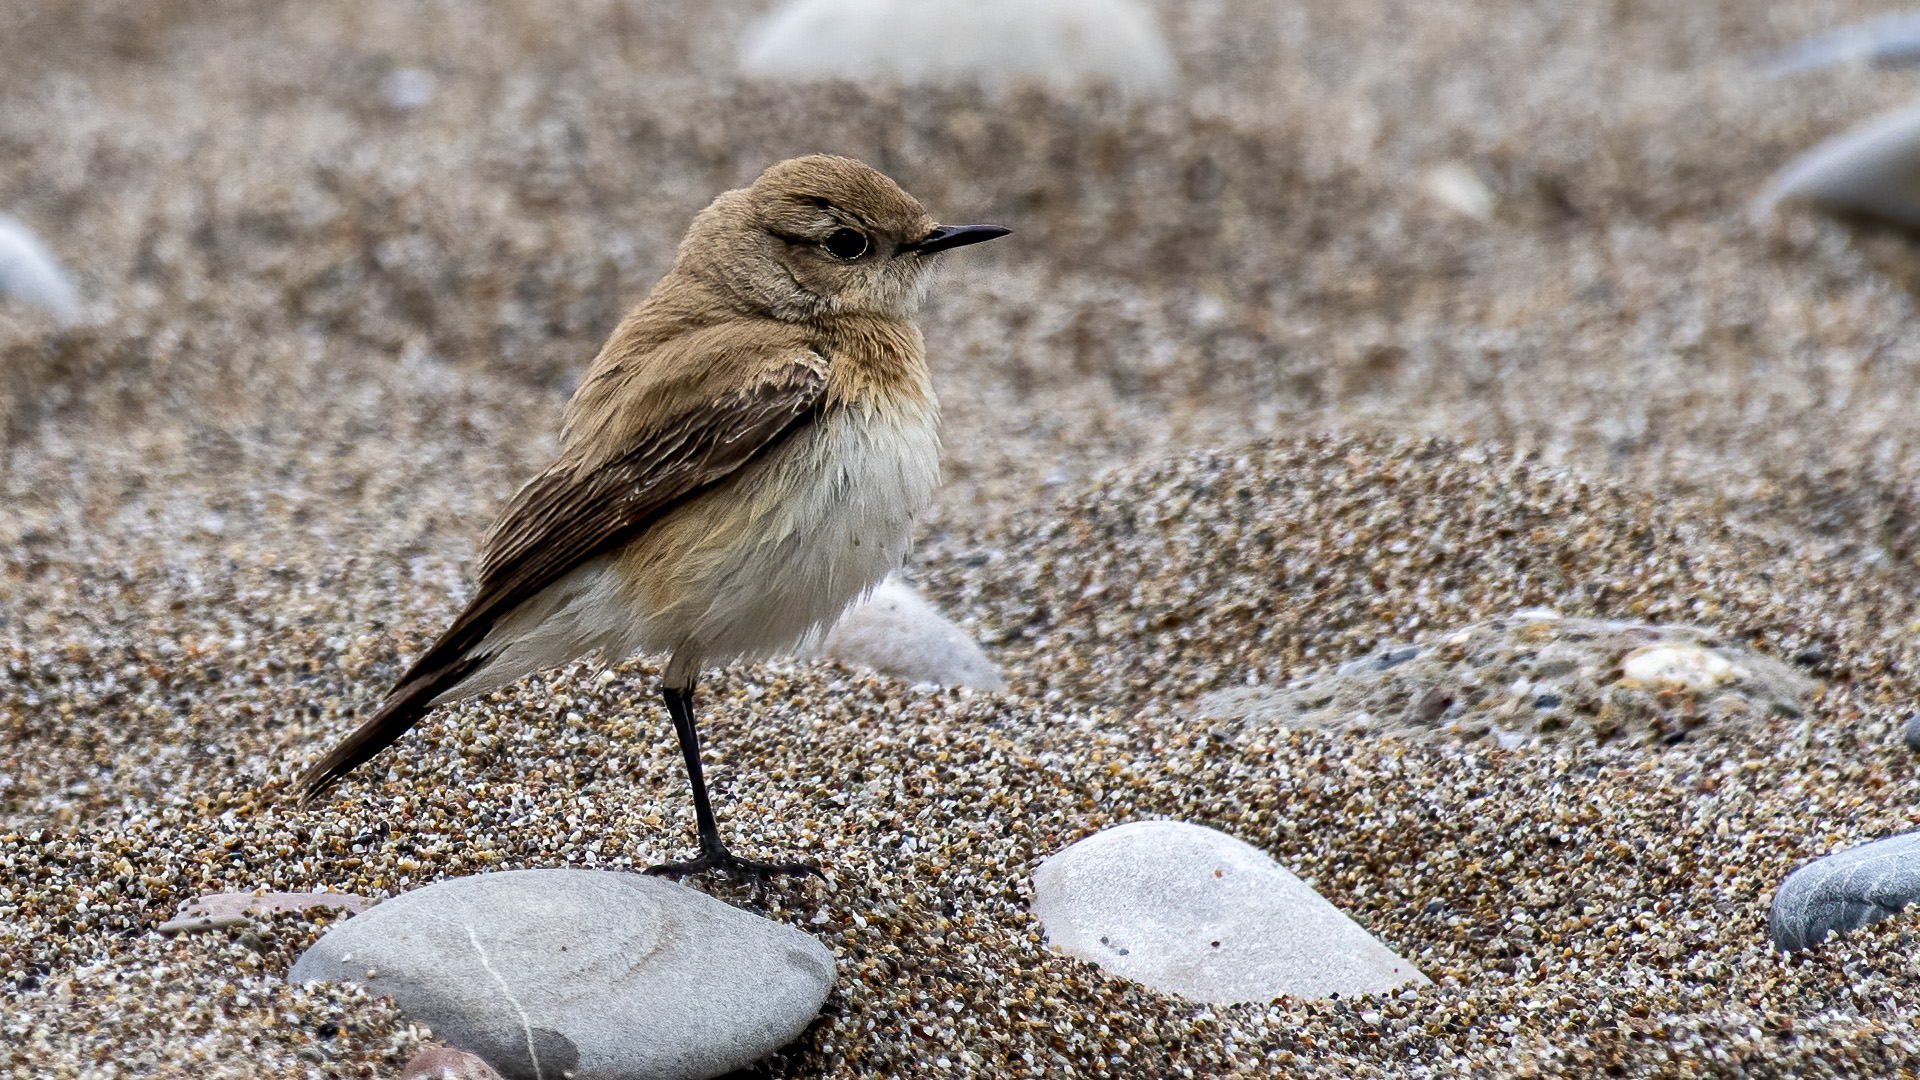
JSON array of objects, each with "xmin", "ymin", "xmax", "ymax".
[{"xmin": 11, "ymin": 0, "xmax": 1920, "ymax": 1075}]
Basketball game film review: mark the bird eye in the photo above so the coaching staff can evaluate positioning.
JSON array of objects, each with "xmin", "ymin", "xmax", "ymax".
[{"xmin": 824, "ymin": 228, "xmax": 869, "ymax": 260}]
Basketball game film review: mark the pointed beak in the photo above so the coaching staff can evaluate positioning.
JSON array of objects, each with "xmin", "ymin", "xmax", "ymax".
[{"xmin": 906, "ymin": 223, "xmax": 1011, "ymax": 255}]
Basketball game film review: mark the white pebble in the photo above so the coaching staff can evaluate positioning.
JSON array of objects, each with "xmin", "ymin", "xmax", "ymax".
[
  {"xmin": 1755, "ymin": 102, "xmax": 1920, "ymax": 229},
  {"xmin": 1619, "ymin": 644, "xmax": 1740, "ymax": 691},
  {"xmin": 0, "ymin": 214, "xmax": 81, "ymax": 323},
  {"xmin": 381, "ymin": 68, "xmax": 437, "ymax": 111},
  {"xmin": 1424, "ymin": 162, "xmax": 1494, "ymax": 222},
  {"xmin": 739, "ymin": 0, "xmax": 1178, "ymax": 96}
]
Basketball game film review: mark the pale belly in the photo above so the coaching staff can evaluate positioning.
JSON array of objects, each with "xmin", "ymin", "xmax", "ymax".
[{"xmin": 460, "ymin": 396, "xmax": 940, "ymax": 696}]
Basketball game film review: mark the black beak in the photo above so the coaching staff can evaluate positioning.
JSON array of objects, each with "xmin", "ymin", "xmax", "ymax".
[{"xmin": 906, "ymin": 223, "xmax": 1011, "ymax": 255}]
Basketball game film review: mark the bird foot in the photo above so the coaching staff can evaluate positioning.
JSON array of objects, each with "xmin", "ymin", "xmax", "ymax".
[{"xmin": 644, "ymin": 843, "xmax": 824, "ymax": 882}]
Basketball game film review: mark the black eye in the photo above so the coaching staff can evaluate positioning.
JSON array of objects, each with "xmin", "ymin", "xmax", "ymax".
[{"xmin": 824, "ymin": 228, "xmax": 869, "ymax": 260}]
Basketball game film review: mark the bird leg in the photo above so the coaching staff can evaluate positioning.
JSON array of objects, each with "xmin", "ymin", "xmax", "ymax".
[{"xmin": 644, "ymin": 682, "xmax": 823, "ymax": 881}]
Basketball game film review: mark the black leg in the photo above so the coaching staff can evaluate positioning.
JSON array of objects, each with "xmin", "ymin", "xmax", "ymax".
[{"xmin": 643, "ymin": 681, "xmax": 823, "ymax": 882}]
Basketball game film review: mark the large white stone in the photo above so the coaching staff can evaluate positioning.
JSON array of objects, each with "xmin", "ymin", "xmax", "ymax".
[
  {"xmin": 814, "ymin": 577, "xmax": 1006, "ymax": 690},
  {"xmin": 1032, "ymin": 820, "xmax": 1428, "ymax": 1004},
  {"xmin": 0, "ymin": 214, "xmax": 80, "ymax": 324},
  {"xmin": 290, "ymin": 870, "xmax": 835, "ymax": 1080},
  {"xmin": 1755, "ymin": 102, "xmax": 1920, "ymax": 229},
  {"xmin": 738, "ymin": 0, "xmax": 1178, "ymax": 97}
]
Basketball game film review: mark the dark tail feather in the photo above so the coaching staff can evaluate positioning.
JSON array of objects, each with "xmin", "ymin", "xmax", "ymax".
[{"xmin": 295, "ymin": 652, "xmax": 488, "ymax": 805}]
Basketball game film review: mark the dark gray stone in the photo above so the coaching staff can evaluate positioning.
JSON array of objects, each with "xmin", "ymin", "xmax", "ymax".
[
  {"xmin": 1901, "ymin": 712, "xmax": 1920, "ymax": 752},
  {"xmin": 290, "ymin": 869, "xmax": 834, "ymax": 1080},
  {"xmin": 1769, "ymin": 831, "xmax": 1920, "ymax": 952}
]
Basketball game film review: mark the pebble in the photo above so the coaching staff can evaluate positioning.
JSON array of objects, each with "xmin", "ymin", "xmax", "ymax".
[
  {"xmin": 1424, "ymin": 163, "xmax": 1495, "ymax": 222},
  {"xmin": 1032, "ymin": 820, "xmax": 1428, "ymax": 1004},
  {"xmin": 0, "ymin": 213, "xmax": 80, "ymax": 323},
  {"xmin": 290, "ymin": 870, "xmax": 835, "ymax": 1080},
  {"xmin": 1903, "ymin": 712, "xmax": 1920, "ymax": 752},
  {"xmin": 1618, "ymin": 643, "xmax": 1741, "ymax": 690},
  {"xmin": 1754, "ymin": 102, "xmax": 1920, "ymax": 229},
  {"xmin": 737, "ymin": 0, "xmax": 1178, "ymax": 95},
  {"xmin": 403, "ymin": 1046, "xmax": 508, "ymax": 1080},
  {"xmin": 814, "ymin": 577, "xmax": 1007, "ymax": 690},
  {"xmin": 381, "ymin": 68, "xmax": 438, "ymax": 112},
  {"xmin": 1769, "ymin": 831, "xmax": 1920, "ymax": 952},
  {"xmin": 156, "ymin": 890, "xmax": 372, "ymax": 935}
]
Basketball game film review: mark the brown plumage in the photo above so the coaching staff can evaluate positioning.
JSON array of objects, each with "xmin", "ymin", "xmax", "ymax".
[{"xmin": 295, "ymin": 155, "xmax": 1007, "ymax": 878}]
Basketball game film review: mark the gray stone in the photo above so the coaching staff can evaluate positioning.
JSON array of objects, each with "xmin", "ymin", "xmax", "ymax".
[
  {"xmin": 1901, "ymin": 712, "xmax": 1920, "ymax": 752},
  {"xmin": 0, "ymin": 214, "xmax": 80, "ymax": 323},
  {"xmin": 1032, "ymin": 820, "xmax": 1428, "ymax": 1004},
  {"xmin": 1770, "ymin": 831, "xmax": 1920, "ymax": 952},
  {"xmin": 814, "ymin": 577, "xmax": 1006, "ymax": 691},
  {"xmin": 1755, "ymin": 103, "xmax": 1920, "ymax": 230},
  {"xmin": 290, "ymin": 870, "xmax": 835, "ymax": 1080},
  {"xmin": 738, "ymin": 0, "xmax": 1177, "ymax": 97}
]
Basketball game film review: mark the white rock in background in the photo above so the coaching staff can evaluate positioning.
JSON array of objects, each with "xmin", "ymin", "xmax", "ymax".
[
  {"xmin": 815, "ymin": 577, "xmax": 1007, "ymax": 690},
  {"xmin": 1755, "ymin": 102, "xmax": 1920, "ymax": 229},
  {"xmin": 739, "ymin": 0, "xmax": 1178, "ymax": 96},
  {"xmin": 1424, "ymin": 162, "xmax": 1494, "ymax": 222},
  {"xmin": 1032, "ymin": 820, "xmax": 1428, "ymax": 1004},
  {"xmin": 1619, "ymin": 643, "xmax": 1743, "ymax": 691},
  {"xmin": 0, "ymin": 214, "xmax": 81, "ymax": 324},
  {"xmin": 382, "ymin": 67, "xmax": 438, "ymax": 112},
  {"xmin": 1765, "ymin": 14, "xmax": 1920, "ymax": 78},
  {"xmin": 290, "ymin": 870, "xmax": 835, "ymax": 1080}
]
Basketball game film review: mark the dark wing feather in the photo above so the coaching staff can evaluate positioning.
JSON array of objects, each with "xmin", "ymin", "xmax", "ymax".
[{"xmin": 295, "ymin": 356, "xmax": 829, "ymax": 802}]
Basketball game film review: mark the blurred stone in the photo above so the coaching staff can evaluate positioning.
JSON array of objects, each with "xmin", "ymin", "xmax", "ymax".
[
  {"xmin": 381, "ymin": 68, "xmax": 438, "ymax": 112},
  {"xmin": 156, "ymin": 889, "xmax": 371, "ymax": 935},
  {"xmin": 1424, "ymin": 162, "xmax": 1494, "ymax": 222},
  {"xmin": 814, "ymin": 577, "xmax": 1006, "ymax": 690},
  {"xmin": 0, "ymin": 214, "xmax": 80, "ymax": 324},
  {"xmin": 1756, "ymin": 103, "xmax": 1920, "ymax": 229},
  {"xmin": 290, "ymin": 870, "xmax": 834, "ymax": 1080},
  {"xmin": 1032, "ymin": 820, "xmax": 1428, "ymax": 1004},
  {"xmin": 1765, "ymin": 14, "xmax": 1920, "ymax": 78},
  {"xmin": 739, "ymin": 0, "xmax": 1177, "ymax": 96},
  {"xmin": 1618, "ymin": 643, "xmax": 1739, "ymax": 691},
  {"xmin": 1770, "ymin": 831, "xmax": 1920, "ymax": 951},
  {"xmin": 1902, "ymin": 712, "xmax": 1920, "ymax": 751},
  {"xmin": 402, "ymin": 1046, "xmax": 507, "ymax": 1080}
]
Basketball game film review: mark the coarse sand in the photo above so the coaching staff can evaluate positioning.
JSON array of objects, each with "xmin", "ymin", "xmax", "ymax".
[{"xmin": 10, "ymin": 0, "xmax": 1920, "ymax": 1076}]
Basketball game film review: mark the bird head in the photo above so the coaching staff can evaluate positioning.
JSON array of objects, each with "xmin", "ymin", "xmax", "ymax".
[{"xmin": 680, "ymin": 154, "xmax": 1008, "ymax": 322}]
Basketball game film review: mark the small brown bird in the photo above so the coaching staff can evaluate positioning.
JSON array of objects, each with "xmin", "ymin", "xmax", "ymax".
[{"xmin": 297, "ymin": 155, "xmax": 1006, "ymax": 878}]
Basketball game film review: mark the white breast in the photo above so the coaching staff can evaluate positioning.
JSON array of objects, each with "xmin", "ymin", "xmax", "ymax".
[
  {"xmin": 690, "ymin": 394, "xmax": 942, "ymax": 665},
  {"xmin": 457, "ymin": 393, "xmax": 940, "ymax": 699}
]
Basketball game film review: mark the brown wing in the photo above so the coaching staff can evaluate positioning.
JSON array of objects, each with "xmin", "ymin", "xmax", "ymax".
[{"xmin": 295, "ymin": 353, "xmax": 829, "ymax": 802}]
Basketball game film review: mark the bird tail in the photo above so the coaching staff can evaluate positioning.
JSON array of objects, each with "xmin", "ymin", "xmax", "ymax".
[{"xmin": 294, "ymin": 651, "xmax": 488, "ymax": 805}]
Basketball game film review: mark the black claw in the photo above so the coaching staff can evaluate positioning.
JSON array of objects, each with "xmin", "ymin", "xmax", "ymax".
[{"xmin": 645, "ymin": 845, "xmax": 825, "ymax": 882}]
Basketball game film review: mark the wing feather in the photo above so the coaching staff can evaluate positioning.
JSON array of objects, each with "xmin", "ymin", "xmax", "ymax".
[{"xmin": 295, "ymin": 351, "xmax": 829, "ymax": 801}]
